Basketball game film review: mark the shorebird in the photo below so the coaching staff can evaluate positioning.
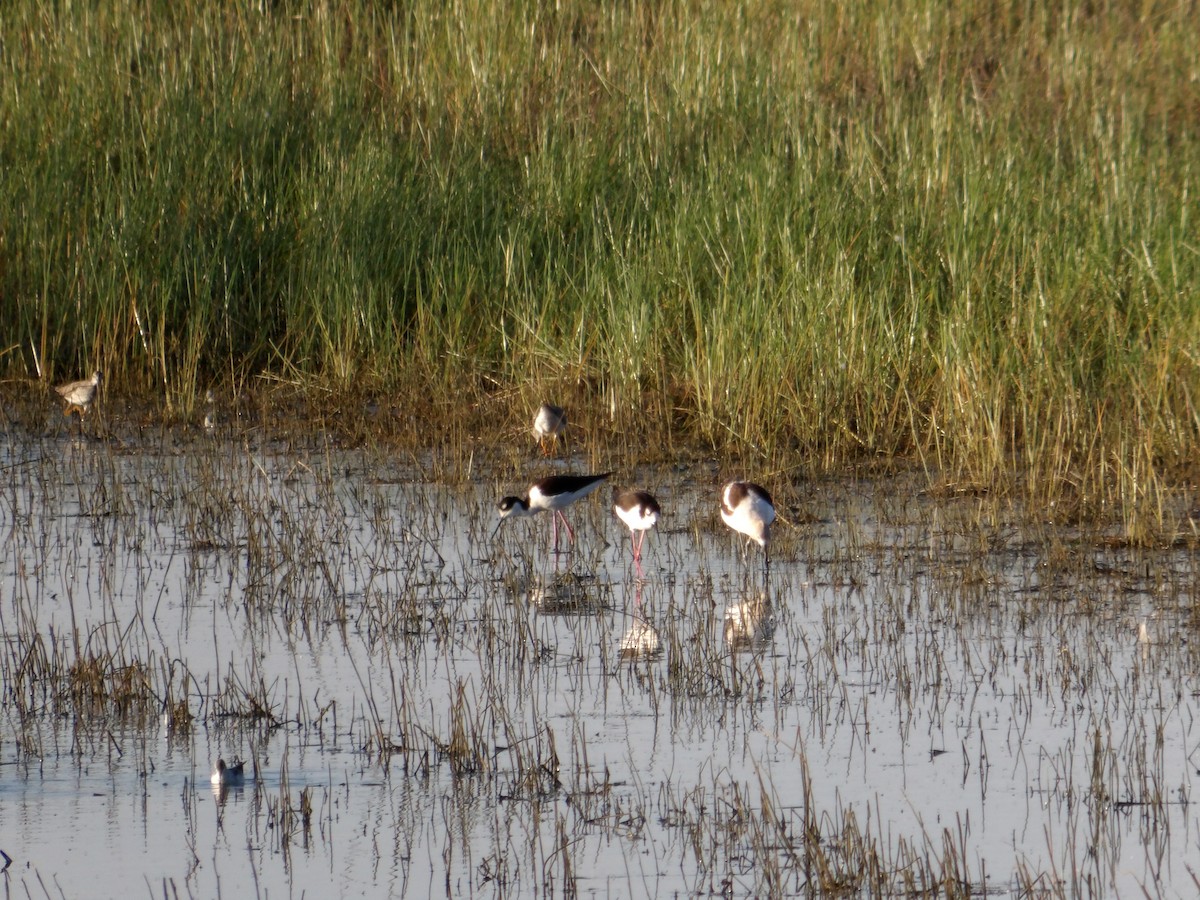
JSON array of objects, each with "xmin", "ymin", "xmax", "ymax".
[
  {"xmin": 55, "ymin": 370, "xmax": 101, "ymax": 419},
  {"xmin": 612, "ymin": 488, "xmax": 661, "ymax": 566},
  {"xmin": 533, "ymin": 403, "xmax": 567, "ymax": 455},
  {"xmin": 210, "ymin": 758, "xmax": 246, "ymax": 787},
  {"xmin": 720, "ymin": 481, "xmax": 776, "ymax": 573},
  {"xmin": 494, "ymin": 472, "xmax": 611, "ymax": 551},
  {"xmin": 203, "ymin": 388, "xmax": 216, "ymax": 432}
]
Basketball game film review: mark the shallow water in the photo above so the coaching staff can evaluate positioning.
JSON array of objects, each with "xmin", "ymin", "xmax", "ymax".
[{"xmin": 1, "ymin": 434, "xmax": 1198, "ymax": 897}]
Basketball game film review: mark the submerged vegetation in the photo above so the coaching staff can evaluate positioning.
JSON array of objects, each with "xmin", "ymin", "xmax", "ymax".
[{"xmin": 1, "ymin": 0, "xmax": 1198, "ymax": 536}]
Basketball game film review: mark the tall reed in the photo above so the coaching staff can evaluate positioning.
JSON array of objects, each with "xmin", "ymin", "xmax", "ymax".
[{"xmin": 2, "ymin": 1, "xmax": 1197, "ymax": 533}]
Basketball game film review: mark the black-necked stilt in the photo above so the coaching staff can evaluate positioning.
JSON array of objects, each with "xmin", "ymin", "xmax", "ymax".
[
  {"xmin": 720, "ymin": 481, "xmax": 775, "ymax": 572},
  {"xmin": 494, "ymin": 472, "xmax": 611, "ymax": 551},
  {"xmin": 211, "ymin": 758, "xmax": 246, "ymax": 787},
  {"xmin": 533, "ymin": 403, "xmax": 567, "ymax": 454},
  {"xmin": 55, "ymin": 370, "xmax": 101, "ymax": 419},
  {"xmin": 613, "ymin": 488, "xmax": 660, "ymax": 565}
]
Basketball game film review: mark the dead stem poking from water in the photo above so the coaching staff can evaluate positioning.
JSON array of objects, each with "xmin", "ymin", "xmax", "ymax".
[{"xmin": 2, "ymin": 430, "xmax": 1200, "ymax": 895}]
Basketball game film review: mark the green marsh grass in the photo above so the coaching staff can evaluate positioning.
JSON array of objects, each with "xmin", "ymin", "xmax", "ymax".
[{"xmin": 2, "ymin": 0, "xmax": 1198, "ymax": 537}]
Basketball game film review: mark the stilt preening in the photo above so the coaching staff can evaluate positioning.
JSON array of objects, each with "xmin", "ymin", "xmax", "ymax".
[{"xmin": 719, "ymin": 481, "xmax": 775, "ymax": 574}]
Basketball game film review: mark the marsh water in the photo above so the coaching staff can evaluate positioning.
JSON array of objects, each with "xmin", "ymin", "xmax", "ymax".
[{"xmin": 2, "ymin": 429, "xmax": 1199, "ymax": 898}]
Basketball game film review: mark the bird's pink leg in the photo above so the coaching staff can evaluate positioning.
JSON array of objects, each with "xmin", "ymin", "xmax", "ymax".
[{"xmin": 558, "ymin": 511, "xmax": 575, "ymax": 545}]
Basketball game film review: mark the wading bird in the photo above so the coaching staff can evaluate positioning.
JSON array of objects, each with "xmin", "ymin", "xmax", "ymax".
[
  {"xmin": 720, "ymin": 481, "xmax": 775, "ymax": 574},
  {"xmin": 612, "ymin": 488, "xmax": 661, "ymax": 568},
  {"xmin": 533, "ymin": 403, "xmax": 567, "ymax": 455},
  {"xmin": 55, "ymin": 370, "xmax": 101, "ymax": 420},
  {"xmin": 495, "ymin": 472, "xmax": 611, "ymax": 552}
]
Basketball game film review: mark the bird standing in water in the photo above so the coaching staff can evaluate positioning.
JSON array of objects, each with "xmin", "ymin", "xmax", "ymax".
[
  {"xmin": 720, "ymin": 481, "xmax": 775, "ymax": 574},
  {"xmin": 533, "ymin": 403, "xmax": 567, "ymax": 455},
  {"xmin": 55, "ymin": 370, "xmax": 102, "ymax": 421},
  {"xmin": 612, "ymin": 488, "xmax": 661, "ymax": 571},
  {"xmin": 495, "ymin": 472, "xmax": 611, "ymax": 552}
]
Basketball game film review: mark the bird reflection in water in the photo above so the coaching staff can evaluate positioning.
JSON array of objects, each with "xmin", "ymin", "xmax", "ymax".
[
  {"xmin": 723, "ymin": 592, "xmax": 774, "ymax": 650},
  {"xmin": 618, "ymin": 580, "xmax": 661, "ymax": 658}
]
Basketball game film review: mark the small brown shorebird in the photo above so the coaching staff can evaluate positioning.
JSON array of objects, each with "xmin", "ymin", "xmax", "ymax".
[
  {"xmin": 55, "ymin": 370, "xmax": 102, "ymax": 419},
  {"xmin": 203, "ymin": 388, "xmax": 217, "ymax": 431},
  {"xmin": 210, "ymin": 758, "xmax": 246, "ymax": 787},
  {"xmin": 533, "ymin": 403, "xmax": 567, "ymax": 455},
  {"xmin": 720, "ymin": 481, "xmax": 776, "ymax": 574},
  {"xmin": 613, "ymin": 488, "xmax": 661, "ymax": 568}
]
